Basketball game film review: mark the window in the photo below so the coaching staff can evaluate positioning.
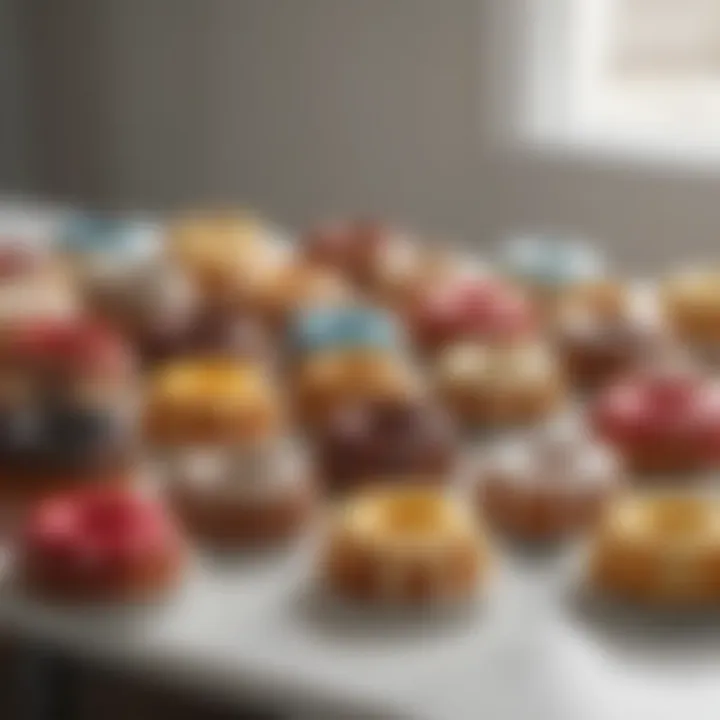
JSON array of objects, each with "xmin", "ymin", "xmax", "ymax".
[{"xmin": 523, "ymin": 0, "xmax": 720, "ymax": 155}]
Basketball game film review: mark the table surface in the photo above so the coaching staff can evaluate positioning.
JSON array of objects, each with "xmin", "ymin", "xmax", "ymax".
[{"xmin": 1, "ymin": 201, "xmax": 720, "ymax": 720}]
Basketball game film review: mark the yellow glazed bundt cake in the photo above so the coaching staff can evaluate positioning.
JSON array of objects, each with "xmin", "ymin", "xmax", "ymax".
[
  {"xmin": 590, "ymin": 494, "xmax": 720, "ymax": 606},
  {"xmin": 144, "ymin": 359, "xmax": 281, "ymax": 445},
  {"xmin": 322, "ymin": 486, "xmax": 489, "ymax": 605},
  {"xmin": 293, "ymin": 350, "xmax": 423, "ymax": 431}
]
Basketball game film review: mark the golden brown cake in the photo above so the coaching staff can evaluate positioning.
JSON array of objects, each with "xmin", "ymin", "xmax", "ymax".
[
  {"xmin": 292, "ymin": 350, "xmax": 423, "ymax": 431},
  {"xmin": 364, "ymin": 238, "xmax": 456, "ymax": 314},
  {"xmin": 0, "ymin": 244, "xmax": 79, "ymax": 329},
  {"xmin": 144, "ymin": 359, "xmax": 281, "ymax": 446},
  {"xmin": 590, "ymin": 494, "xmax": 720, "ymax": 606},
  {"xmin": 169, "ymin": 210, "xmax": 287, "ymax": 305},
  {"xmin": 243, "ymin": 257, "xmax": 352, "ymax": 331},
  {"xmin": 302, "ymin": 219, "xmax": 479, "ymax": 313},
  {"xmin": 81, "ymin": 255, "xmax": 199, "ymax": 343},
  {"xmin": 662, "ymin": 269, "xmax": 720, "ymax": 348},
  {"xmin": 499, "ymin": 235, "xmax": 606, "ymax": 318},
  {"xmin": 555, "ymin": 281, "xmax": 663, "ymax": 389},
  {"xmin": 165, "ymin": 441, "xmax": 314, "ymax": 547},
  {"xmin": 302, "ymin": 219, "xmax": 415, "ymax": 291},
  {"xmin": 435, "ymin": 341, "xmax": 564, "ymax": 427},
  {"xmin": 322, "ymin": 486, "xmax": 488, "ymax": 605},
  {"xmin": 478, "ymin": 421, "xmax": 621, "ymax": 541},
  {"xmin": 560, "ymin": 279, "xmax": 626, "ymax": 316}
]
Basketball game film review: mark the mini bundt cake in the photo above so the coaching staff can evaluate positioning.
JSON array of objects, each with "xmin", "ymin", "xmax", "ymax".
[
  {"xmin": 58, "ymin": 212, "xmax": 162, "ymax": 265},
  {"xmin": 169, "ymin": 209, "xmax": 287, "ymax": 305},
  {"xmin": 478, "ymin": 420, "xmax": 621, "ymax": 541},
  {"xmin": 293, "ymin": 350, "xmax": 423, "ymax": 431},
  {"xmin": 592, "ymin": 363, "xmax": 720, "ymax": 475},
  {"xmin": 500, "ymin": 235, "xmax": 605, "ymax": 313},
  {"xmin": 370, "ymin": 242, "xmax": 454, "ymax": 314},
  {"xmin": 144, "ymin": 359, "xmax": 281, "ymax": 446},
  {"xmin": 0, "ymin": 242, "xmax": 78, "ymax": 327},
  {"xmin": 95, "ymin": 258, "xmax": 273, "ymax": 366},
  {"xmin": 5, "ymin": 317, "xmax": 135, "ymax": 392},
  {"xmin": 59, "ymin": 214, "xmax": 163, "ymax": 309},
  {"xmin": 408, "ymin": 277, "xmax": 536, "ymax": 356},
  {"xmin": 435, "ymin": 341, "xmax": 564, "ymax": 427},
  {"xmin": 555, "ymin": 281, "xmax": 663, "ymax": 389},
  {"xmin": 82, "ymin": 256, "xmax": 198, "ymax": 340},
  {"xmin": 165, "ymin": 441, "xmax": 313, "ymax": 546},
  {"xmin": 0, "ymin": 319, "xmax": 137, "ymax": 492},
  {"xmin": 322, "ymin": 486, "xmax": 488, "ymax": 605},
  {"xmin": 314, "ymin": 397, "xmax": 457, "ymax": 495},
  {"xmin": 21, "ymin": 487, "xmax": 186, "ymax": 603},
  {"xmin": 662, "ymin": 268, "xmax": 720, "ymax": 358},
  {"xmin": 303, "ymin": 219, "xmax": 413, "ymax": 290},
  {"xmin": 590, "ymin": 494, "xmax": 720, "ymax": 607},
  {"xmin": 243, "ymin": 257, "xmax": 352, "ymax": 331}
]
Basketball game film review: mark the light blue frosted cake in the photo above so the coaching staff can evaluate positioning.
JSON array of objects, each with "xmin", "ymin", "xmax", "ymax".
[
  {"xmin": 289, "ymin": 306, "xmax": 404, "ymax": 357},
  {"xmin": 501, "ymin": 235, "xmax": 605, "ymax": 292},
  {"xmin": 58, "ymin": 212, "xmax": 163, "ymax": 263}
]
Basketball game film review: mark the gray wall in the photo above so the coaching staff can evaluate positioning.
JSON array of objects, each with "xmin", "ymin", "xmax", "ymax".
[
  {"xmin": 0, "ymin": 0, "xmax": 30, "ymax": 191},
  {"xmin": 4, "ymin": 0, "xmax": 720, "ymax": 269},
  {"xmin": 16, "ymin": 0, "xmax": 489, "ymax": 241}
]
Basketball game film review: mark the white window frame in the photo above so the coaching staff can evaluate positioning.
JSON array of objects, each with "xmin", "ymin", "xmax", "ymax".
[{"xmin": 481, "ymin": 0, "xmax": 720, "ymax": 172}]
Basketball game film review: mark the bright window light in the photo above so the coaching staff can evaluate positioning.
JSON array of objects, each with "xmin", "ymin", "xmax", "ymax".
[{"xmin": 525, "ymin": 0, "xmax": 720, "ymax": 152}]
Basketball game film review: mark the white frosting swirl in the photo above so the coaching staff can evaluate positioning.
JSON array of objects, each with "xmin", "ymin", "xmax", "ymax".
[
  {"xmin": 439, "ymin": 342, "xmax": 557, "ymax": 389},
  {"xmin": 166, "ymin": 441, "xmax": 306, "ymax": 503},
  {"xmin": 0, "ymin": 276, "xmax": 78, "ymax": 323},
  {"xmin": 483, "ymin": 420, "xmax": 619, "ymax": 492}
]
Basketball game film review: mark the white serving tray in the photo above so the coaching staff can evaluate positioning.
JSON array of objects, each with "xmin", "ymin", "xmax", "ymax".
[{"xmin": 1, "ymin": 538, "xmax": 720, "ymax": 720}]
